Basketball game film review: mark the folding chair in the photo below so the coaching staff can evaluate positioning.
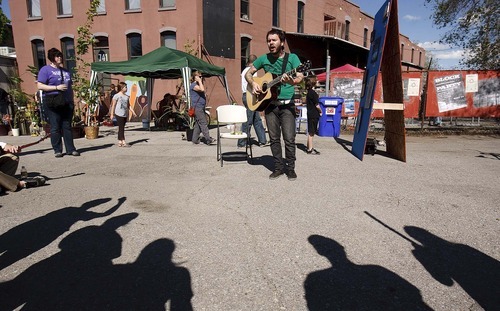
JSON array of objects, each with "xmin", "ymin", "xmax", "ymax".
[
  {"xmin": 216, "ymin": 105, "xmax": 253, "ymax": 167},
  {"xmin": 296, "ymin": 106, "xmax": 308, "ymax": 134}
]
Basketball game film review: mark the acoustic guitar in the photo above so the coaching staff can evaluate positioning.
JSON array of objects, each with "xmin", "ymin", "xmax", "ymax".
[{"xmin": 246, "ymin": 61, "xmax": 311, "ymax": 112}]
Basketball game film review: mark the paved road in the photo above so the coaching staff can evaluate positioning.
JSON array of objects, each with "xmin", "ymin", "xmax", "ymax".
[{"xmin": 1, "ymin": 124, "xmax": 499, "ymax": 310}]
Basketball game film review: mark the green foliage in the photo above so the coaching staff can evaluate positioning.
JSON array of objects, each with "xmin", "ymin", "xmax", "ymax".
[
  {"xmin": 424, "ymin": 0, "xmax": 500, "ymax": 70},
  {"xmin": 13, "ymin": 109, "xmax": 22, "ymax": 128},
  {"xmin": 8, "ymin": 75, "xmax": 30, "ymax": 107},
  {"xmin": 0, "ymin": 0, "xmax": 10, "ymax": 44},
  {"xmin": 72, "ymin": 0, "xmax": 101, "ymax": 126},
  {"xmin": 26, "ymin": 65, "xmax": 39, "ymax": 78},
  {"xmin": 183, "ymin": 39, "xmax": 199, "ymax": 57}
]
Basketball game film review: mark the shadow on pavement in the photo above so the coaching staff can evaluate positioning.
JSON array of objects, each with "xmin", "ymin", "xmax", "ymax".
[
  {"xmin": 296, "ymin": 143, "xmax": 308, "ymax": 153},
  {"xmin": 129, "ymin": 138, "xmax": 149, "ymax": 146},
  {"xmin": 476, "ymin": 150, "xmax": 500, "ymax": 160},
  {"xmin": 334, "ymin": 137, "xmax": 352, "ymax": 153},
  {"xmin": 19, "ymin": 148, "xmax": 53, "ymax": 156},
  {"xmin": 77, "ymin": 143, "xmax": 115, "ymax": 154},
  {"xmin": 405, "ymin": 226, "xmax": 500, "ymax": 311},
  {"xmin": 0, "ymin": 206, "xmax": 193, "ymax": 310},
  {"xmin": 304, "ymin": 234, "xmax": 432, "ymax": 310},
  {"xmin": 0, "ymin": 197, "xmax": 125, "ymax": 271},
  {"xmin": 249, "ymin": 155, "xmax": 274, "ymax": 172}
]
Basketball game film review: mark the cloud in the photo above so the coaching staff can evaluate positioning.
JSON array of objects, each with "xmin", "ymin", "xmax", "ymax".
[
  {"xmin": 417, "ymin": 41, "xmax": 451, "ymax": 51},
  {"xmin": 418, "ymin": 41, "xmax": 465, "ymax": 60},
  {"xmin": 403, "ymin": 14, "xmax": 421, "ymax": 21},
  {"xmin": 434, "ymin": 50, "xmax": 464, "ymax": 60}
]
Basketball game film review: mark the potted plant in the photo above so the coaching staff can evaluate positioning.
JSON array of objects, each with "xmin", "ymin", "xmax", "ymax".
[
  {"xmin": 25, "ymin": 98, "xmax": 41, "ymax": 136},
  {"xmin": 174, "ymin": 95, "xmax": 196, "ymax": 141},
  {"xmin": 70, "ymin": 107, "xmax": 85, "ymax": 138},
  {"xmin": 1, "ymin": 113, "xmax": 12, "ymax": 135},
  {"xmin": 81, "ymin": 93, "xmax": 100, "ymax": 139},
  {"xmin": 11, "ymin": 110, "xmax": 20, "ymax": 136},
  {"xmin": 6, "ymin": 74, "xmax": 32, "ymax": 135}
]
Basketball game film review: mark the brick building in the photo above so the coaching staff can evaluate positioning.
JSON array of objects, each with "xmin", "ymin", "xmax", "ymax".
[{"xmin": 9, "ymin": 0, "xmax": 425, "ymax": 108}]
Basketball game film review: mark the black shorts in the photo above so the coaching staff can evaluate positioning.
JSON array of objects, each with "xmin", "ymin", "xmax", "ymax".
[{"xmin": 308, "ymin": 118, "xmax": 319, "ymax": 135}]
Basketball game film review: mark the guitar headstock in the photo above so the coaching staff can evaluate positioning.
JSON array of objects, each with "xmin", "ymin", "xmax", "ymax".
[{"xmin": 297, "ymin": 60, "xmax": 311, "ymax": 73}]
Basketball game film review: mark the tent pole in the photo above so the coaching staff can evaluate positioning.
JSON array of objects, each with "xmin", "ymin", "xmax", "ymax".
[
  {"xmin": 325, "ymin": 42, "xmax": 331, "ymax": 97},
  {"xmin": 223, "ymin": 76, "xmax": 231, "ymax": 103},
  {"xmin": 146, "ymin": 77, "xmax": 154, "ymax": 131}
]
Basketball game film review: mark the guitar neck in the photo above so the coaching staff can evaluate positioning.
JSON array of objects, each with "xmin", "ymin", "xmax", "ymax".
[
  {"xmin": 20, "ymin": 134, "xmax": 51, "ymax": 149},
  {"xmin": 267, "ymin": 68, "xmax": 299, "ymax": 89}
]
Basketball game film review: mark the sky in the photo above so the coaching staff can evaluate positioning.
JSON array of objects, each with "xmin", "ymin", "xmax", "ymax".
[
  {"xmin": 1, "ymin": 0, "xmax": 462, "ymax": 69},
  {"xmin": 352, "ymin": 0, "xmax": 463, "ymax": 69}
]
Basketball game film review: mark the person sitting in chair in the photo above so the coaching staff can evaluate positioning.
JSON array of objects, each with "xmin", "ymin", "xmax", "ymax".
[
  {"xmin": 0, "ymin": 142, "xmax": 45, "ymax": 193},
  {"xmin": 156, "ymin": 93, "xmax": 175, "ymax": 128},
  {"xmin": 157, "ymin": 93, "xmax": 185, "ymax": 130}
]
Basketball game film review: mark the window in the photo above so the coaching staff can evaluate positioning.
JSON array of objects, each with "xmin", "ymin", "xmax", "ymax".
[
  {"xmin": 345, "ymin": 20, "xmax": 350, "ymax": 41},
  {"xmin": 27, "ymin": 0, "xmax": 41, "ymax": 18},
  {"xmin": 57, "ymin": 0, "xmax": 72, "ymax": 15},
  {"xmin": 96, "ymin": 0, "xmax": 106, "ymax": 13},
  {"xmin": 160, "ymin": 31, "xmax": 176, "ymax": 49},
  {"xmin": 93, "ymin": 36, "xmax": 110, "ymax": 62},
  {"xmin": 61, "ymin": 37, "xmax": 76, "ymax": 71},
  {"xmin": 31, "ymin": 39, "xmax": 46, "ymax": 70},
  {"xmin": 272, "ymin": 0, "xmax": 279, "ymax": 27},
  {"xmin": 363, "ymin": 28, "xmax": 368, "ymax": 47},
  {"xmin": 241, "ymin": 37, "xmax": 251, "ymax": 71},
  {"xmin": 297, "ymin": 1, "xmax": 305, "ymax": 33},
  {"xmin": 159, "ymin": 0, "xmax": 175, "ymax": 8},
  {"xmin": 126, "ymin": 0, "xmax": 141, "ymax": 10},
  {"xmin": 419, "ymin": 51, "xmax": 422, "ymax": 66},
  {"xmin": 241, "ymin": 0, "xmax": 249, "ymax": 19},
  {"xmin": 401, "ymin": 43, "xmax": 404, "ymax": 60},
  {"xmin": 411, "ymin": 48, "xmax": 415, "ymax": 63},
  {"xmin": 127, "ymin": 33, "xmax": 142, "ymax": 59}
]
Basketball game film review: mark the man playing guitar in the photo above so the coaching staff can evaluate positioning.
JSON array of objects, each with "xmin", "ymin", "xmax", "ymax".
[{"xmin": 245, "ymin": 29, "xmax": 304, "ymax": 181}]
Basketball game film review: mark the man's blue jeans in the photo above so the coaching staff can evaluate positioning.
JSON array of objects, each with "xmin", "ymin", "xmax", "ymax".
[
  {"xmin": 265, "ymin": 101, "xmax": 296, "ymax": 171},
  {"xmin": 238, "ymin": 94, "xmax": 267, "ymax": 147},
  {"xmin": 44, "ymin": 102, "xmax": 77, "ymax": 154}
]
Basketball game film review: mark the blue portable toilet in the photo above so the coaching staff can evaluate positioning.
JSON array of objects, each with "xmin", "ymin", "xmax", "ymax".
[{"xmin": 318, "ymin": 96, "xmax": 344, "ymax": 137}]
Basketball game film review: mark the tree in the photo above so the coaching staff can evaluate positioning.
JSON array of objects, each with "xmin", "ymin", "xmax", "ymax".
[
  {"xmin": 424, "ymin": 52, "xmax": 442, "ymax": 70},
  {"xmin": 424, "ymin": 0, "xmax": 499, "ymax": 70},
  {"xmin": 0, "ymin": 0, "xmax": 11, "ymax": 44},
  {"xmin": 72, "ymin": 0, "xmax": 101, "ymax": 127}
]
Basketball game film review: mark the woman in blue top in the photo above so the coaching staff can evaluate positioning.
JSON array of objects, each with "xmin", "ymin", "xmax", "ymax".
[
  {"xmin": 190, "ymin": 70, "xmax": 215, "ymax": 145},
  {"xmin": 37, "ymin": 48, "xmax": 79, "ymax": 158}
]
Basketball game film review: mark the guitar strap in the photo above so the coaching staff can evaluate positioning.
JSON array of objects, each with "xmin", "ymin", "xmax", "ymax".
[
  {"xmin": 276, "ymin": 52, "xmax": 289, "ymax": 100},
  {"xmin": 281, "ymin": 53, "xmax": 289, "ymax": 74}
]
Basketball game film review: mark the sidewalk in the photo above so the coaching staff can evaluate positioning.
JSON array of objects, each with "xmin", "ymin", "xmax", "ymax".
[{"xmin": 1, "ymin": 123, "xmax": 499, "ymax": 310}]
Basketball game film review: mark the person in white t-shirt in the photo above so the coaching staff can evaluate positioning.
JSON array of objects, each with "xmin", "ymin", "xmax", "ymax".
[
  {"xmin": 110, "ymin": 82, "xmax": 137, "ymax": 147},
  {"xmin": 238, "ymin": 54, "xmax": 269, "ymax": 148}
]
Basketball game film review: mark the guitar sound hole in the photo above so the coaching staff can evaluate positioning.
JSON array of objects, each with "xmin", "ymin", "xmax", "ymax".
[{"xmin": 262, "ymin": 83, "xmax": 268, "ymax": 92}]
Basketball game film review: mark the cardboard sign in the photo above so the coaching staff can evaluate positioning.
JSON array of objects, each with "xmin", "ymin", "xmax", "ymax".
[
  {"xmin": 352, "ymin": 0, "xmax": 406, "ymax": 162},
  {"xmin": 352, "ymin": 0, "xmax": 391, "ymax": 160}
]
